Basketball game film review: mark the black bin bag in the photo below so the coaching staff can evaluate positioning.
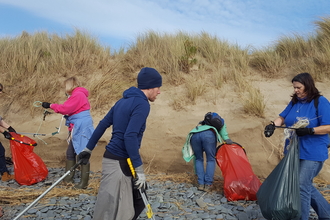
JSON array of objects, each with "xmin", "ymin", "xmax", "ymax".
[{"xmin": 256, "ymin": 134, "xmax": 301, "ymax": 220}]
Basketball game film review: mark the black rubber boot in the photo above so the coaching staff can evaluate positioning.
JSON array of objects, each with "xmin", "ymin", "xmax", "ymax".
[
  {"xmin": 63, "ymin": 160, "xmax": 76, "ymax": 184},
  {"xmin": 74, "ymin": 163, "xmax": 90, "ymax": 189}
]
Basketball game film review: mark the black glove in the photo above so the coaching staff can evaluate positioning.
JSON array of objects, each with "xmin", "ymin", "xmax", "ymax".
[
  {"xmin": 2, "ymin": 131, "xmax": 12, "ymax": 140},
  {"xmin": 264, "ymin": 122, "xmax": 275, "ymax": 137},
  {"xmin": 296, "ymin": 128, "xmax": 314, "ymax": 136},
  {"xmin": 42, "ymin": 102, "xmax": 51, "ymax": 108},
  {"xmin": 8, "ymin": 126, "xmax": 16, "ymax": 133},
  {"xmin": 225, "ymin": 139, "xmax": 233, "ymax": 145},
  {"xmin": 78, "ymin": 148, "xmax": 92, "ymax": 165}
]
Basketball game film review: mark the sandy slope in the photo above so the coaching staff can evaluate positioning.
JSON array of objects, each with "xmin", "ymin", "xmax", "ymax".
[{"xmin": 2, "ymin": 75, "xmax": 330, "ymax": 182}]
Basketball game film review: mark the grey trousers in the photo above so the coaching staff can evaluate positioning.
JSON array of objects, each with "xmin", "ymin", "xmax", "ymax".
[{"xmin": 93, "ymin": 157, "xmax": 135, "ymax": 220}]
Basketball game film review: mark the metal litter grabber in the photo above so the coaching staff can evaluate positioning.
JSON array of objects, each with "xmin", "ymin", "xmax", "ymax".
[
  {"xmin": 275, "ymin": 126, "xmax": 298, "ymax": 130},
  {"xmin": 16, "ymin": 132, "xmax": 46, "ymax": 137},
  {"xmin": 13, "ymin": 161, "xmax": 82, "ymax": 220},
  {"xmin": 127, "ymin": 158, "xmax": 155, "ymax": 220},
  {"xmin": 52, "ymin": 115, "xmax": 64, "ymax": 136}
]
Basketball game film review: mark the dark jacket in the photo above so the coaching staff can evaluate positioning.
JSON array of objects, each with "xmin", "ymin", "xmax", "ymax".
[{"xmin": 86, "ymin": 87, "xmax": 150, "ymax": 167}]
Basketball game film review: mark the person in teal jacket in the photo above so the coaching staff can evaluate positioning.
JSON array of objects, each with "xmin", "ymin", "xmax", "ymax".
[{"xmin": 183, "ymin": 113, "xmax": 232, "ymax": 192}]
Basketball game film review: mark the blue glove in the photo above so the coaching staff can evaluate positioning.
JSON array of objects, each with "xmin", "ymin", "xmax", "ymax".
[{"xmin": 225, "ymin": 139, "xmax": 233, "ymax": 145}]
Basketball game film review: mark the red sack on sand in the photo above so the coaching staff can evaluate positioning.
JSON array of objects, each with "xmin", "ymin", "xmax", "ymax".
[
  {"xmin": 9, "ymin": 132, "xmax": 48, "ymax": 185},
  {"xmin": 216, "ymin": 143, "xmax": 261, "ymax": 201}
]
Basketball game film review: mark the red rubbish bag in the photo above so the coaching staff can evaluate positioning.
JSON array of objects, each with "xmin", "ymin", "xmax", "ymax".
[
  {"xmin": 9, "ymin": 132, "xmax": 48, "ymax": 185},
  {"xmin": 216, "ymin": 142, "xmax": 261, "ymax": 201}
]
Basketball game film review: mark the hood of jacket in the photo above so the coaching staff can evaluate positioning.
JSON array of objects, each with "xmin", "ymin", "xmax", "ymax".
[
  {"xmin": 122, "ymin": 86, "xmax": 147, "ymax": 101},
  {"xmin": 72, "ymin": 87, "xmax": 89, "ymax": 97}
]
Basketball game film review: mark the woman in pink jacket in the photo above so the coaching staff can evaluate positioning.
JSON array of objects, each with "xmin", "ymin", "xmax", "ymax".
[{"xmin": 42, "ymin": 77, "xmax": 94, "ymax": 189}]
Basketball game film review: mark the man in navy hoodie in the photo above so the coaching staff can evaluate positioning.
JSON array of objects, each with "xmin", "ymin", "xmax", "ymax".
[{"xmin": 78, "ymin": 67, "xmax": 162, "ymax": 220}]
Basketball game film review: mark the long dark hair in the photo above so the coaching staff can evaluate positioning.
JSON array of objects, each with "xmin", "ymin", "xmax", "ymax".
[{"xmin": 291, "ymin": 72, "xmax": 320, "ymax": 104}]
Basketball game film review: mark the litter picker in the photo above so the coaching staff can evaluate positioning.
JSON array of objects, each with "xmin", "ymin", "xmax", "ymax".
[
  {"xmin": 17, "ymin": 132, "xmax": 46, "ymax": 137},
  {"xmin": 52, "ymin": 115, "xmax": 64, "ymax": 136},
  {"xmin": 13, "ymin": 161, "xmax": 82, "ymax": 220},
  {"xmin": 275, "ymin": 126, "xmax": 298, "ymax": 130},
  {"xmin": 127, "ymin": 158, "xmax": 155, "ymax": 220}
]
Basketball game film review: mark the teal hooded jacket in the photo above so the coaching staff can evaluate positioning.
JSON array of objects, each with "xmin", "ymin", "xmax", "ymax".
[{"xmin": 182, "ymin": 124, "xmax": 230, "ymax": 162}]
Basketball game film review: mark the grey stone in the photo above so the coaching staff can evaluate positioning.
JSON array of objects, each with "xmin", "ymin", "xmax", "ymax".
[{"xmin": 1, "ymin": 167, "xmax": 326, "ymax": 220}]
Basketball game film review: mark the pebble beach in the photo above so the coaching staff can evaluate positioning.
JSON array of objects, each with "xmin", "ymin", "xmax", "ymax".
[{"xmin": 0, "ymin": 166, "xmax": 327, "ymax": 220}]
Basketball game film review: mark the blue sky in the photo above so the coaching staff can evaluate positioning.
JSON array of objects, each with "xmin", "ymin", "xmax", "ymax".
[{"xmin": 1, "ymin": 0, "xmax": 330, "ymax": 52}]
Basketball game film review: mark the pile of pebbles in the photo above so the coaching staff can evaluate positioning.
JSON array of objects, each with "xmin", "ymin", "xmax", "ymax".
[{"xmin": 0, "ymin": 166, "xmax": 324, "ymax": 220}]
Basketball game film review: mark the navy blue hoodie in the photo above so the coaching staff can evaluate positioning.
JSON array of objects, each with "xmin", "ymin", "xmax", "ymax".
[{"xmin": 86, "ymin": 87, "xmax": 150, "ymax": 167}]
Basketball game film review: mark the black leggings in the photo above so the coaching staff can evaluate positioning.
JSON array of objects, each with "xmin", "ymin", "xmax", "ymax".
[{"xmin": 0, "ymin": 142, "xmax": 8, "ymax": 174}]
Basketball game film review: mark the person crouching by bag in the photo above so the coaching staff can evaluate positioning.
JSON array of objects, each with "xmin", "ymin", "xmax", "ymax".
[{"xmin": 184, "ymin": 112, "xmax": 233, "ymax": 192}]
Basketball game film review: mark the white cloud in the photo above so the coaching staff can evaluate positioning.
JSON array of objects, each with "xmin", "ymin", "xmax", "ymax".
[{"xmin": 1, "ymin": 0, "xmax": 330, "ymax": 49}]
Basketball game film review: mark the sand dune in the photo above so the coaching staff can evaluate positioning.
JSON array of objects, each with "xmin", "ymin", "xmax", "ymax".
[{"xmin": 2, "ymin": 75, "xmax": 330, "ymax": 182}]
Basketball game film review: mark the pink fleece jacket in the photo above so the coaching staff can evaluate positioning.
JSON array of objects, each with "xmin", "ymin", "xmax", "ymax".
[{"xmin": 50, "ymin": 87, "xmax": 90, "ymax": 116}]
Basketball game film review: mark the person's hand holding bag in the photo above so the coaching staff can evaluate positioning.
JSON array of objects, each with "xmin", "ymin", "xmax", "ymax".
[
  {"xmin": 2, "ymin": 131, "xmax": 12, "ymax": 140},
  {"xmin": 7, "ymin": 126, "xmax": 16, "ymax": 133},
  {"xmin": 296, "ymin": 127, "xmax": 314, "ymax": 136}
]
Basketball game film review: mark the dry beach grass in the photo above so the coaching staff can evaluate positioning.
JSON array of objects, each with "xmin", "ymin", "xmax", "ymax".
[{"xmin": 0, "ymin": 172, "xmax": 329, "ymax": 207}]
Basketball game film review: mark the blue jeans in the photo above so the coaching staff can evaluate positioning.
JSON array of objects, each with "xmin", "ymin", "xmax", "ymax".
[
  {"xmin": 190, "ymin": 130, "xmax": 217, "ymax": 185},
  {"xmin": 300, "ymin": 159, "xmax": 330, "ymax": 220},
  {"xmin": 0, "ymin": 142, "xmax": 9, "ymax": 174}
]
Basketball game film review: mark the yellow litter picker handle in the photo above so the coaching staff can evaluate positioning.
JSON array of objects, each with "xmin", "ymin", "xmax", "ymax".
[
  {"xmin": 127, "ymin": 158, "xmax": 155, "ymax": 220},
  {"xmin": 127, "ymin": 158, "xmax": 137, "ymax": 178}
]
